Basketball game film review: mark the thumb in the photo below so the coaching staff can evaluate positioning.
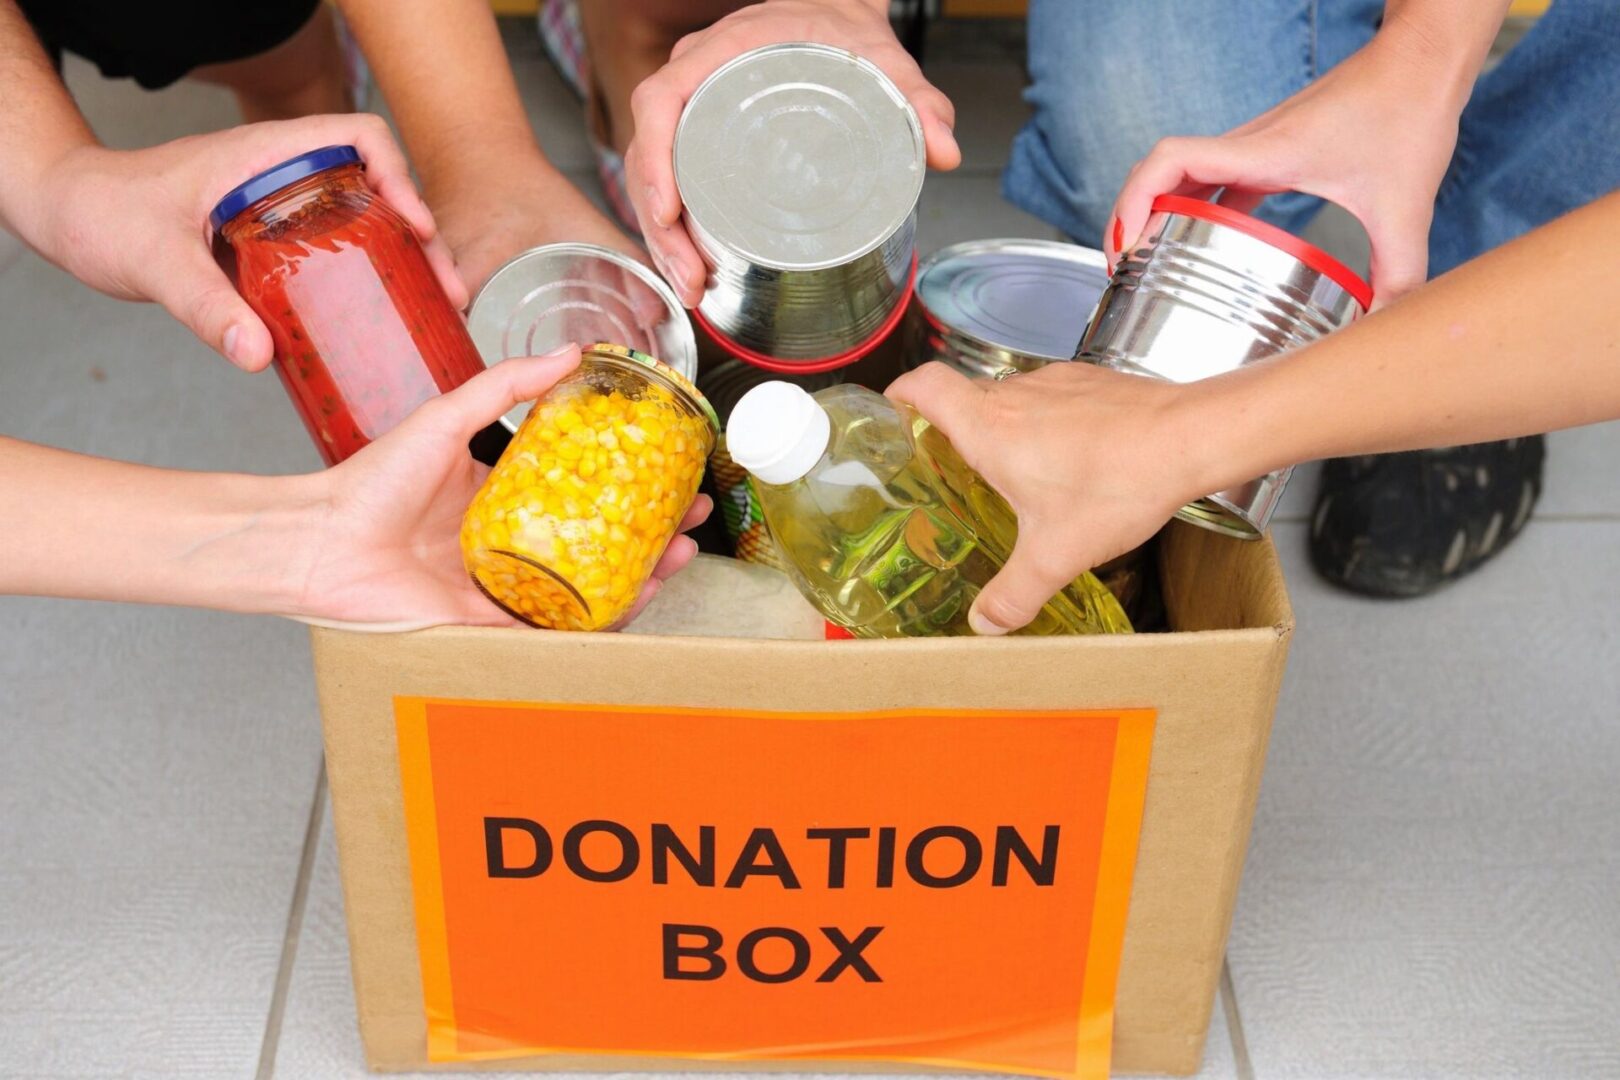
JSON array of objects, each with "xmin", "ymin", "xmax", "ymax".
[
  {"xmin": 1362, "ymin": 203, "xmax": 1432, "ymax": 309},
  {"xmin": 968, "ymin": 530, "xmax": 1090, "ymax": 637},
  {"xmin": 152, "ymin": 248, "xmax": 274, "ymax": 371},
  {"xmin": 408, "ymin": 346, "xmax": 582, "ymax": 442}
]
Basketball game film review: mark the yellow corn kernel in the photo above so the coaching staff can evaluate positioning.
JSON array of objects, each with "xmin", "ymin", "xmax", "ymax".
[{"xmin": 461, "ymin": 361, "xmax": 712, "ymax": 631}]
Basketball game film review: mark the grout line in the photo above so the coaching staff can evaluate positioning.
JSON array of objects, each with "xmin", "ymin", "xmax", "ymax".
[
  {"xmin": 255, "ymin": 757, "xmax": 328, "ymax": 1080},
  {"xmin": 1221, "ymin": 958, "xmax": 1258, "ymax": 1080}
]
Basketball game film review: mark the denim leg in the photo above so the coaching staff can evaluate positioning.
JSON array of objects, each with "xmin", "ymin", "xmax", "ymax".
[
  {"xmin": 1002, "ymin": 0, "xmax": 1382, "ymax": 245},
  {"xmin": 1429, "ymin": 0, "xmax": 1620, "ymax": 276}
]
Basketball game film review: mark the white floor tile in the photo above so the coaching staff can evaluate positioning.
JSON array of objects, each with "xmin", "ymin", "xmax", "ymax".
[
  {"xmin": 1538, "ymin": 426, "xmax": 1620, "ymax": 519},
  {"xmin": 61, "ymin": 56, "xmax": 241, "ymax": 147},
  {"xmin": 0, "ymin": 595, "xmax": 322, "ymax": 1079},
  {"xmin": 0, "ymin": 64, "xmax": 326, "ymax": 1076},
  {"xmin": 1227, "ymin": 522, "xmax": 1620, "ymax": 1079}
]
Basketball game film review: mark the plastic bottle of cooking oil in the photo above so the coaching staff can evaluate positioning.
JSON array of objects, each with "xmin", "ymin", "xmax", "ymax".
[{"xmin": 726, "ymin": 382, "xmax": 1132, "ymax": 638}]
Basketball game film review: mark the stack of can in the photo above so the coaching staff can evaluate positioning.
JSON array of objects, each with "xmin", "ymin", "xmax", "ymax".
[
  {"xmin": 1075, "ymin": 195, "xmax": 1372, "ymax": 538},
  {"xmin": 673, "ymin": 41, "xmax": 928, "ymax": 565},
  {"xmin": 904, "ymin": 239, "xmax": 1111, "ymax": 378}
]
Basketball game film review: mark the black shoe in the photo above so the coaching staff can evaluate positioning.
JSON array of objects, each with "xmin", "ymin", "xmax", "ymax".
[{"xmin": 1309, "ymin": 437, "xmax": 1545, "ymax": 598}]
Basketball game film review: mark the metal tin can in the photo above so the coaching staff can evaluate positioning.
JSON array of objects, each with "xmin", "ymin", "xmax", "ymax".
[
  {"xmin": 467, "ymin": 243, "xmax": 698, "ymax": 432},
  {"xmin": 904, "ymin": 239, "xmax": 1110, "ymax": 379},
  {"xmin": 1075, "ymin": 195, "xmax": 1372, "ymax": 538},
  {"xmin": 674, "ymin": 43, "xmax": 924, "ymax": 368}
]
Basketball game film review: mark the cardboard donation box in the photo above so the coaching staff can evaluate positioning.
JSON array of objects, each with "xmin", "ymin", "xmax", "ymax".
[{"xmin": 310, "ymin": 522, "xmax": 1292, "ymax": 1078}]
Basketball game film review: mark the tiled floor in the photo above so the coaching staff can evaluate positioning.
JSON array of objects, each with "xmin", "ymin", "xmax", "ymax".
[{"xmin": 3, "ymin": 17, "xmax": 1618, "ymax": 1080}]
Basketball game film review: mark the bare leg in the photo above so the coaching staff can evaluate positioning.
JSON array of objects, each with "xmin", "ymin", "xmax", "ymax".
[
  {"xmin": 579, "ymin": 0, "xmax": 747, "ymax": 153},
  {"xmin": 190, "ymin": 4, "xmax": 350, "ymax": 123}
]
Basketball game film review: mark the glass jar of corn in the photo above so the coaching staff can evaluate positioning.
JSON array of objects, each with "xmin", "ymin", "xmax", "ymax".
[{"xmin": 461, "ymin": 344, "xmax": 719, "ymax": 630}]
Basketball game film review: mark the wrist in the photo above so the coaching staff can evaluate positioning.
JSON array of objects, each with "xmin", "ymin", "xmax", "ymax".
[
  {"xmin": 3, "ymin": 138, "xmax": 103, "ymax": 258},
  {"xmin": 415, "ymin": 126, "xmax": 552, "ymax": 209},
  {"xmin": 207, "ymin": 470, "xmax": 334, "ymax": 619},
  {"xmin": 1170, "ymin": 369, "xmax": 1297, "ymax": 498},
  {"xmin": 1373, "ymin": 3, "xmax": 1503, "ymax": 108}
]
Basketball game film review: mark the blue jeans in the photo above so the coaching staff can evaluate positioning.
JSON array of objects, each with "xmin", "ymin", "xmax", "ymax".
[{"xmin": 1003, "ymin": 0, "xmax": 1620, "ymax": 278}]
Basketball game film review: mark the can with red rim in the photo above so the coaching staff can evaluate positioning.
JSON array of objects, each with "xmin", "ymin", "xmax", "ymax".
[
  {"xmin": 674, "ymin": 43, "xmax": 924, "ymax": 370},
  {"xmin": 1074, "ymin": 195, "xmax": 1372, "ymax": 538}
]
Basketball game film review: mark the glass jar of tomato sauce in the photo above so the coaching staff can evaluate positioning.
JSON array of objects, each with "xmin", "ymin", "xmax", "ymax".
[
  {"xmin": 211, "ymin": 145, "xmax": 486, "ymax": 465},
  {"xmin": 461, "ymin": 344, "xmax": 718, "ymax": 630}
]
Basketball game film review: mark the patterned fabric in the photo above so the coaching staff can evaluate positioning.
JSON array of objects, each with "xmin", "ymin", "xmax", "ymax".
[
  {"xmin": 536, "ymin": 0, "xmax": 586, "ymax": 99},
  {"xmin": 709, "ymin": 437, "xmax": 791, "ymax": 572},
  {"xmin": 537, "ymin": 0, "xmax": 640, "ymax": 233}
]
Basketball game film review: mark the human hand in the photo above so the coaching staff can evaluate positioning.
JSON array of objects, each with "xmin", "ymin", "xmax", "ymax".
[
  {"xmin": 1105, "ymin": 29, "xmax": 1477, "ymax": 306},
  {"xmin": 887, "ymin": 362, "xmax": 1215, "ymax": 635},
  {"xmin": 433, "ymin": 166, "xmax": 650, "ymax": 297},
  {"xmin": 292, "ymin": 346, "xmax": 710, "ymax": 631},
  {"xmin": 20, "ymin": 114, "xmax": 461, "ymax": 373},
  {"xmin": 624, "ymin": 0, "xmax": 961, "ymax": 307}
]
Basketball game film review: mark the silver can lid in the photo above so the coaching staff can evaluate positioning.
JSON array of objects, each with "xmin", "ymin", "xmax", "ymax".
[
  {"xmin": 674, "ymin": 43, "xmax": 925, "ymax": 272},
  {"xmin": 467, "ymin": 243, "xmax": 698, "ymax": 432},
  {"xmin": 916, "ymin": 239, "xmax": 1110, "ymax": 364}
]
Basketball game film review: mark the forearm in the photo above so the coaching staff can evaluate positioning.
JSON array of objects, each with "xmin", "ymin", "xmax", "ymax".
[
  {"xmin": 1378, "ymin": 0, "xmax": 1510, "ymax": 105},
  {"xmin": 0, "ymin": 0, "xmax": 97, "ymax": 247},
  {"xmin": 0, "ymin": 437, "xmax": 324, "ymax": 615},
  {"xmin": 335, "ymin": 0, "xmax": 561, "ymax": 204},
  {"xmin": 1204, "ymin": 192, "xmax": 1620, "ymax": 485}
]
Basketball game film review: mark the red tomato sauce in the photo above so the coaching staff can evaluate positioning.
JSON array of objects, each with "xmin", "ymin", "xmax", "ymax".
[{"xmin": 217, "ymin": 163, "xmax": 484, "ymax": 465}]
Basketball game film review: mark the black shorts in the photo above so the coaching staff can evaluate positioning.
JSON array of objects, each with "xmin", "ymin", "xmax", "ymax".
[{"xmin": 19, "ymin": 0, "xmax": 322, "ymax": 90}]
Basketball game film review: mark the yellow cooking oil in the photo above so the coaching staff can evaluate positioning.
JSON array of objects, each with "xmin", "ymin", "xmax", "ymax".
[{"xmin": 731, "ymin": 383, "xmax": 1132, "ymax": 638}]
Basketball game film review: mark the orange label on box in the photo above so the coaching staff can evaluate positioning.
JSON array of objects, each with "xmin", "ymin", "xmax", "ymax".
[{"xmin": 395, "ymin": 699, "xmax": 1154, "ymax": 1079}]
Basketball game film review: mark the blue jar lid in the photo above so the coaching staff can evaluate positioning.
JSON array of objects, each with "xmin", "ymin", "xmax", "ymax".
[{"xmin": 208, "ymin": 145, "xmax": 361, "ymax": 232}]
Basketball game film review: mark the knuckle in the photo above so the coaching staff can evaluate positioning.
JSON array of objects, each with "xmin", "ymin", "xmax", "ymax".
[
  {"xmin": 904, "ymin": 361, "xmax": 958, "ymax": 400},
  {"xmin": 628, "ymin": 78, "xmax": 662, "ymax": 117},
  {"xmin": 670, "ymin": 29, "xmax": 702, "ymax": 58},
  {"xmin": 188, "ymin": 288, "xmax": 237, "ymax": 333}
]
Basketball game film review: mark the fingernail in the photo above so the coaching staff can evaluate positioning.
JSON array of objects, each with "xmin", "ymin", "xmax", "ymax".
[
  {"xmin": 223, "ymin": 324, "xmax": 243, "ymax": 364},
  {"xmin": 646, "ymin": 185, "xmax": 666, "ymax": 224},
  {"xmin": 1112, "ymin": 216, "xmax": 1124, "ymax": 253},
  {"xmin": 968, "ymin": 607, "xmax": 1010, "ymax": 637},
  {"xmin": 666, "ymin": 255, "xmax": 692, "ymax": 290},
  {"xmin": 540, "ymin": 344, "xmax": 576, "ymax": 358}
]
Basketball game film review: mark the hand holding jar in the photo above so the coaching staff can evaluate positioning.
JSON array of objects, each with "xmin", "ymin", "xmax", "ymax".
[
  {"xmin": 212, "ymin": 143, "xmax": 488, "ymax": 465},
  {"xmin": 461, "ymin": 345, "xmax": 718, "ymax": 631},
  {"xmin": 0, "ymin": 350, "xmax": 710, "ymax": 632},
  {"xmin": 10, "ymin": 114, "xmax": 459, "ymax": 371}
]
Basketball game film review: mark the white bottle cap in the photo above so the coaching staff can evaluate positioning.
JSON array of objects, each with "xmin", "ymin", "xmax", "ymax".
[{"xmin": 727, "ymin": 381, "xmax": 832, "ymax": 486}]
